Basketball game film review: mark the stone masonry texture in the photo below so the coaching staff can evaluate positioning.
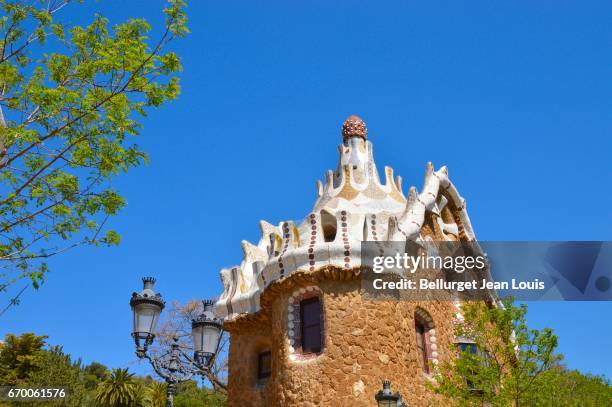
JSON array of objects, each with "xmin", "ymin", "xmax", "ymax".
[{"xmin": 224, "ymin": 266, "xmax": 458, "ymax": 406}]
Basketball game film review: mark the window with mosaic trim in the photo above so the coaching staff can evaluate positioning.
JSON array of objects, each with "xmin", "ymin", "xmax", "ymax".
[
  {"xmin": 288, "ymin": 288, "xmax": 325, "ymax": 358},
  {"xmin": 300, "ymin": 297, "xmax": 322, "ymax": 353}
]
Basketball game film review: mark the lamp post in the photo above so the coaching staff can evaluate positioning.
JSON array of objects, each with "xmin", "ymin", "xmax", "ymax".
[
  {"xmin": 375, "ymin": 380, "xmax": 408, "ymax": 407},
  {"xmin": 130, "ymin": 278, "xmax": 223, "ymax": 407}
]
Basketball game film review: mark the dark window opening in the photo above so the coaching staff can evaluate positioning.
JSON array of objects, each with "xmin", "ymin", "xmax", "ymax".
[
  {"xmin": 321, "ymin": 210, "xmax": 337, "ymax": 242},
  {"xmin": 300, "ymin": 297, "xmax": 322, "ymax": 353},
  {"xmin": 257, "ymin": 351, "xmax": 271, "ymax": 380},
  {"xmin": 415, "ymin": 320, "xmax": 430, "ymax": 374}
]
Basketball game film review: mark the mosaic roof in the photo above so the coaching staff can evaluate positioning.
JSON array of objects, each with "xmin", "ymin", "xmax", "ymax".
[{"xmin": 215, "ymin": 116, "xmax": 478, "ymax": 320}]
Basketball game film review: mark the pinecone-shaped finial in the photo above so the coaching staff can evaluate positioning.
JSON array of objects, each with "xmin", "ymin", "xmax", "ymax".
[{"xmin": 342, "ymin": 115, "xmax": 367, "ymax": 141}]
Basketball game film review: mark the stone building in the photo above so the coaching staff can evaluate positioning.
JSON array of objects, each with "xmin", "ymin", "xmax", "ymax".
[{"xmin": 215, "ymin": 116, "xmax": 486, "ymax": 406}]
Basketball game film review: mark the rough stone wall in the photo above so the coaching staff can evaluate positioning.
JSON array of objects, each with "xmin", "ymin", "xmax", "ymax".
[
  {"xmin": 226, "ymin": 319, "xmax": 275, "ymax": 406},
  {"xmin": 225, "ymin": 270, "xmax": 458, "ymax": 406}
]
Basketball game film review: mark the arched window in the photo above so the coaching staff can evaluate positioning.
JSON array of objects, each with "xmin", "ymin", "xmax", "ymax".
[
  {"xmin": 415, "ymin": 317, "xmax": 430, "ymax": 373},
  {"xmin": 321, "ymin": 210, "xmax": 337, "ymax": 242},
  {"xmin": 415, "ymin": 308, "xmax": 436, "ymax": 374},
  {"xmin": 300, "ymin": 297, "xmax": 322, "ymax": 353},
  {"xmin": 287, "ymin": 286, "xmax": 325, "ymax": 360}
]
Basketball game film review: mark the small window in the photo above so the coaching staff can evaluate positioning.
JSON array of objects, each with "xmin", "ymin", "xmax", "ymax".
[
  {"xmin": 257, "ymin": 351, "xmax": 271, "ymax": 380},
  {"xmin": 415, "ymin": 320, "xmax": 430, "ymax": 374},
  {"xmin": 321, "ymin": 210, "xmax": 337, "ymax": 242},
  {"xmin": 300, "ymin": 297, "xmax": 322, "ymax": 353}
]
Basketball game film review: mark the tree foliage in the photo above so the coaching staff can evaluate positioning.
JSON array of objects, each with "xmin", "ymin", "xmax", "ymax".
[
  {"xmin": 144, "ymin": 381, "xmax": 166, "ymax": 407},
  {"xmin": 0, "ymin": 332, "xmax": 46, "ymax": 384},
  {"xmin": 534, "ymin": 366, "xmax": 612, "ymax": 406},
  {"xmin": 83, "ymin": 361, "xmax": 109, "ymax": 390},
  {"xmin": 431, "ymin": 299, "xmax": 612, "ymax": 406},
  {"xmin": 174, "ymin": 380, "xmax": 226, "ymax": 407},
  {"xmin": 0, "ymin": 332, "xmax": 227, "ymax": 406},
  {"xmin": 28, "ymin": 345, "xmax": 88, "ymax": 406},
  {"xmin": 95, "ymin": 368, "xmax": 138, "ymax": 407},
  {"xmin": 0, "ymin": 0, "xmax": 187, "ymax": 294}
]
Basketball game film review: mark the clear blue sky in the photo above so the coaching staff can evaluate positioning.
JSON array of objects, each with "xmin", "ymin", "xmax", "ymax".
[{"xmin": 2, "ymin": 0, "xmax": 611, "ymax": 378}]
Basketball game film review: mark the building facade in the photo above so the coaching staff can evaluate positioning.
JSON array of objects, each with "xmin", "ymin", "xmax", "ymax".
[{"xmin": 215, "ymin": 116, "xmax": 483, "ymax": 406}]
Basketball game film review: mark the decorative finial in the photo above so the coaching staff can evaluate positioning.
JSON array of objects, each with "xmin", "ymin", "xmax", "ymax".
[
  {"xmin": 142, "ymin": 277, "xmax": 156, "ymax": 290},
  {"xmin": 342, "ymin": 115, "xmax": 367, "ymax": 141},
  {"xmin": 202, "ymin": 299, "xmax": 215, "ymax": 313}
]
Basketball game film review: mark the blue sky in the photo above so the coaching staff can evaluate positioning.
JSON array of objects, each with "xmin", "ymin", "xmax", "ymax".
[{"xmin": 2, "ymin": 0, "xmax": 611, "ymax": 378}]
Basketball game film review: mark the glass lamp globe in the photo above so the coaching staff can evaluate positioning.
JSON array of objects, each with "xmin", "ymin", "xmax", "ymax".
[
  {"xmin": 130, "ymin": 277, "xmax": 165, "ymax": 353},
  {"xmin": 191, "ymin": 300, "xmax": 223, "ymax": 367}
]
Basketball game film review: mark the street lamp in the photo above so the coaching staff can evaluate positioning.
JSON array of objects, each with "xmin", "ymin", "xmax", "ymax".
[
  {"xmin": 129, "ymin": 278, "xmax": 223, "ymax": 407},
  {"xmin": 375, "ymin": 380, "xmax": 408, "ymax": 407}
]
